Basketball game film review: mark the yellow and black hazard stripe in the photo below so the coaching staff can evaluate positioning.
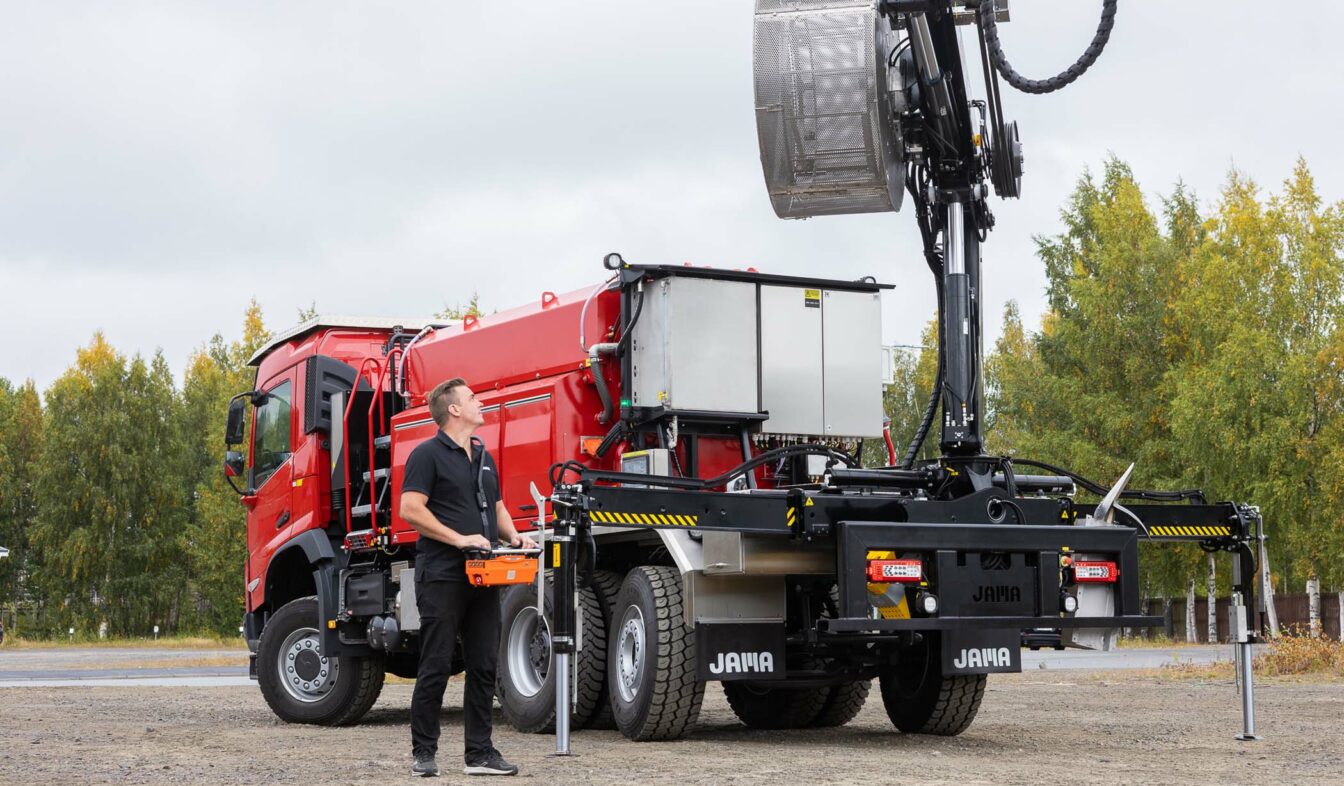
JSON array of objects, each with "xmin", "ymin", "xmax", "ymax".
[
  {"xmin": 590, "ymin": 510, "xmax": 699, "ymax": 527},
  {"xmin": 784, "ymin": 496, "xmax": 814, "ymax": 529},
  {"xmin": 1148, "ymin": 525, "xmax": 1233, "ymax": 538}
]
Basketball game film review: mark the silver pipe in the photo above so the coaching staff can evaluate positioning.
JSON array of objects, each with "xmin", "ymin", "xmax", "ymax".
[
  {"xmin": 1236, "ymin": 641, "xmax": 1258, "ymax": 740},
  {"xmin": 554, "ymin": 652, "xmax": 571, "ymax": 754},
  {"xmin": 529, "ymin": 482, "xmax": 547, "ymax": 618},
  {"xmin": 1231, "ymin": 592, "xmax": 1261, "ymax": 740},
  {"xmin": 945, "ymin": 202, "xmax": 965, "ymax": 275},
  {"xmin": 908, "ymin": 13, "xmax": 942, "ymax": 83}
]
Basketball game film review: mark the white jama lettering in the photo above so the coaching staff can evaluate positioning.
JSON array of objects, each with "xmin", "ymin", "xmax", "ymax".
[
  {"xmin": 708, "ymin": 651, "xmax": 776, "ymax": 675},
  {"xmin": 952, "ymin": 647, "xmax": 1013, "ymax": 670}
]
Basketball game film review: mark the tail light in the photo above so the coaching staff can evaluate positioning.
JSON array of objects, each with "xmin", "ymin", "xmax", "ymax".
[
  {"xmin": 867, "ymin": 558, "xmax": 923, "ymax": 583},
  {"xmin": 1072, "ymin": 560, "xmax": 1118, "ymax": 583}
]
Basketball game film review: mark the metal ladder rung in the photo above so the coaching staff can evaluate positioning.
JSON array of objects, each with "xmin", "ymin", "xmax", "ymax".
[
  {"xmin": 362, "ymin": 467, "xmax": 390, "ymax": 482},
  {"xmin": 351, "ymin": 505, "xmax": 373, "ymax": 517},
  {"xmin": 373, "ymin": 435, "xmax": 391, "ymax": 450}
]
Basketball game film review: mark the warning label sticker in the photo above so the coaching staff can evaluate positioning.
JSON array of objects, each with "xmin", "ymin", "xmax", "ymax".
[{"xmin": 803, "ymin": 289, "xmax": 821, "ymax": 308}]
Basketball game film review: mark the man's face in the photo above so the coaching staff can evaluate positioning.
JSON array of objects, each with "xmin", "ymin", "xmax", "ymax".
[{"xmin": 450, "ymin": 385, "xmax": 485, "ymax": 427}]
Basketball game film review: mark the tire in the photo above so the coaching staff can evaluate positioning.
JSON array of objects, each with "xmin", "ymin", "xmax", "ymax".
[
  {"xmin": 879, "ymin": 634, "xmax": 985, "ymax": 736},
  {"xmin": 496, "ymin": 576, "xmax": 607, "ymax": 733},
  {"xmin": 607, "ymin": 566, "xmax": 704, "ymax": 741},
  {"xmin": 809, "ymin": 679, "xmax": 871, "ymax": 728},
  {"xmin": 256, "ymin": 596, "xmax": 385, "ymax": 726},
  {"xmin": 803, "ymin": 585, "xmax": 870, "ymax": 728},
  {"xmin": 584, "ymin": 569, "xmax": 624, "ymax": 730},
  {"xmin": 723, "ymin": 681, "xmax": 829, "ymax": 729}
]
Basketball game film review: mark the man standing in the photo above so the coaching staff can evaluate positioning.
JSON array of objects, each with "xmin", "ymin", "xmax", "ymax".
[{"xmin": 401, "ymin": 377, "xmax": 537, "ymax": 777}]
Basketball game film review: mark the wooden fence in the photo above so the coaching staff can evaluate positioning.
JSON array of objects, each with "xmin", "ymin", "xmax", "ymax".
[{"xmin": 1136, "ymin": 592, "xmax": 1342, "ymax": 642}]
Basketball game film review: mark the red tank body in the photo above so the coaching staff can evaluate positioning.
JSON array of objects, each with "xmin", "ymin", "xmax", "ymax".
[
  {"xmin": 385, "ymin": 283, "xmax": 754, "ymax": 547},
  {"xmin": 239, "ymin": 273, "xmax": 774, "ymax": 620}
]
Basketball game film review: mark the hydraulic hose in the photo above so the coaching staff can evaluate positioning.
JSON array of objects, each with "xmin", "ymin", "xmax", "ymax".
[
  {"xmin": 979, "ymin": 0, "xmax": 1117, "ymax": 95},
  {"xmin": 901, "ymin": 166, "xmax": 946, "ymax": 469},
  {"xmin": 588, "ymin": 344, "xmax": 619, "ymax": 425},
  {"xmin": 1009, "ymin": 458, "xmax": 1208, "ymax": 504},
  {"xmin": 615, "ymin": 283, "xmax": 645, "ymax": 356}
]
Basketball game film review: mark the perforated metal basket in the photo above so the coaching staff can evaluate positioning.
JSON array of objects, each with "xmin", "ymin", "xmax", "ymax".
[{"xmin": 753, "ymin": 0, "xmax": 905, "ymax": 219}]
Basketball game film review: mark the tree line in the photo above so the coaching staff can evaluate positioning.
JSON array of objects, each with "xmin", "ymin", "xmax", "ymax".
[
  {"xmin": 1, "ymin": 158, "xmax": 1340, "ymax": 638},
  {"xmin": 882, "ymin": 158, "xmax": 1344, "ymax": 601}
]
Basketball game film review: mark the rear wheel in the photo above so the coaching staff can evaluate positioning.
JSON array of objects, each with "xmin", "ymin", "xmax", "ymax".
[
  {"xmin": 608, "ymin": 566, "xmax": 704, "ymax": 741},
  {"xmin": 724, "ymin": 681, "xmax": 829, "ymax": 729},
  {"xmin": 879, "ymin": 634, "xmax": 984, "ymax": 736},
  {"xmin": 809, "ymin": 679, "xmax": 871, "ymax": 728},
  {"xmin": 496, "ymin": 576, "xmax": 607, "ymax": 733},
  {"xmin": 256, "ymin": 596, "xmax": 384, "ymax": 725},
  {"xmin": 584, "ymin": 569, "xmax": 624, "ymax": 730}
]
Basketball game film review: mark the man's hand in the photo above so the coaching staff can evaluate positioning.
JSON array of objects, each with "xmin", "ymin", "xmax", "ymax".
[
  {"xmin": 509, "ymin": 533, "xmax": 539, "ymax": 550},
  {"xmin": 456, "ymin": 534, "xmax": 493, "ymax": 552}
]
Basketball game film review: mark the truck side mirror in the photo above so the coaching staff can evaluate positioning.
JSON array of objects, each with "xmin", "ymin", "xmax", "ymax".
[
  {"xmin": 224, "ymin": 450, "xmax": 246, "ymax": 478},
  {"xmin": 225, "ymin": 396, "xmax": 248, "ymax": 445}
]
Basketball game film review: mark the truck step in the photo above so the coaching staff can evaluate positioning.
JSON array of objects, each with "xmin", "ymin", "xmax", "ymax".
[
  {"xmin": 373, "ymin": 435, "xmax": 391, "ymax": 450},
  {"xmin": 351, "ymin": 505, "xmax": 373, "ymax": 517},
  {"xmin": 362, "ymin": 467, "xmax": 390, "ymax": 482}
]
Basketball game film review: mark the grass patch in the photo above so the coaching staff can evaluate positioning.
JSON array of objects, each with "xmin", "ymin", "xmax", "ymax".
[
  {"xmin": 1, "ymin": 634, "xmax": 247, "ymax": 650},
  {"xmin": 1146, "ymin": 629, "xmax": 1344, "ymax": 682},
  {"xmin": 1255, "ymin": 629, "xmax": 1344, "ymax": 677},
  {"xmin": 1116, "ymin": 634, "xmax": 1206, "ymax": 648}
]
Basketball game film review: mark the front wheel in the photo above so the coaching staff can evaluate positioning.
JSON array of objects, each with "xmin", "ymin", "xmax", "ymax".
[
  {"xmin": 496, "ymin": 576, "xmax": 607, "ymax": 733},
  {"xmin": 256, "ymin": 596, "xmax": 384, "ymax": 725}
]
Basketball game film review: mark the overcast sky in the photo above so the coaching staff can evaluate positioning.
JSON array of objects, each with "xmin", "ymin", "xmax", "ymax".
[{"xmin": 2, "ymin": 2, "xmax": 1341, "ymax": 392}]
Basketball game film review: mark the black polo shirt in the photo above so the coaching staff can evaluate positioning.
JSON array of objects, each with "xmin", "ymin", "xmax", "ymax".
[{"xmin": 402, "ymin": 430, "xmax": 501, "ymax": 583}]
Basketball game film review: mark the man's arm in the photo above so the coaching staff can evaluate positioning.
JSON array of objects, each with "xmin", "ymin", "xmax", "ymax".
[
  {"xmin": 496, "ymin": 501, "xmax": 538, "ymax": 550},
  {"xmin": 401, "ymin": 491, "xmax": 491, "ymax": 552}
]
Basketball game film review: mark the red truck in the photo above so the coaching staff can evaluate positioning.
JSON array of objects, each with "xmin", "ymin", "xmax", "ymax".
[
  {"xmin": 224, "ymin": 256, "xmax": 1229, "ymax": 742},
  {"xmin": 226, "ymin": 261, "xmax": 909, "ymax": 733}
]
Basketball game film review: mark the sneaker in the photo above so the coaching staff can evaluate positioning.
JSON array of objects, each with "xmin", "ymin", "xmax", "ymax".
[
  {"xmin": 411, "ymin": 754, "xmax": 440, "ymax": 777},
  {"xmin": 464, "ymin": 750, "xmax": 519, "ymax": 776}
]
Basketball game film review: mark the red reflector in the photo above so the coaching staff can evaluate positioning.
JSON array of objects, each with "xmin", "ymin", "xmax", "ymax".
[
  {"xmin": 1073, "ymin": 561, "xmax": 1118, "ymax": 583},
  {"xmin": 867, "ymin": 559, "xmax": 922, "ymax": 583}
]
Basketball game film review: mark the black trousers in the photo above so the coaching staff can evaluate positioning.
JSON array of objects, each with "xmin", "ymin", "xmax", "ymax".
[{"xmin": 410, "ymin": 580, "xmax": 501, "ymax": 761}]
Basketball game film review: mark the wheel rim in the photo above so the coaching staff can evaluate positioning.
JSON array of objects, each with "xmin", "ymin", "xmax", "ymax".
[
  {"xmin": 615, "ymin": 605, "xmax": 645, "ymax": 704},
  {"xmin": 506, "ymin": 606, "xmax": 551, "ymax": 698},
  {"xmin": 277, "ymin": 627, "xmax": 338, "ymax": 703}
]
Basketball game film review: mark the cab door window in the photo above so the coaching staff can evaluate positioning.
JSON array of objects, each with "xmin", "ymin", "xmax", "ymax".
[{"xmin": 251, "ymin": 380, "xmax": 293, "ymax": 488}]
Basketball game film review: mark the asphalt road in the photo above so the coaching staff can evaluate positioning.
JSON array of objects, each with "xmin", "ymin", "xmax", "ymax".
[{"xmin": 0, "ymin": 645, "xmax": 1248, "ymax": 688}]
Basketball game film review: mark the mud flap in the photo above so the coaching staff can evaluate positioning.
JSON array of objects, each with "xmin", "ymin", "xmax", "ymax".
[
  {"xmin": 697, "ymin": 621, "xmax": 786, "ymax": 682},
  {"xmin": 941, "ymin": 629, "xmax": 1021, "ymax": 674}
]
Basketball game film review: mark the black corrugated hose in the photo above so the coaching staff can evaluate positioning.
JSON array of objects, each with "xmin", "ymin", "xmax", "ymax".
[{"xmin": 979, "ymin": 0, "xmax": 1118, "ymax": 95}]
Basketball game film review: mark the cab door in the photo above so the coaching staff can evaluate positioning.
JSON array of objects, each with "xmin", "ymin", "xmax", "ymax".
[{"xmin": 246, "ymin": 372, "xmax": 297, "ymax": 598}]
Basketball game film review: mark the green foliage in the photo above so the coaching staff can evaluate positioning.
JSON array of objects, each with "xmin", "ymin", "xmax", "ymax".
[
  {"xmin": 992, "ymin": 157, "xmax": 1344, "ymax": 595},
  {"xmin": 179, "ymin": 301, "xmax": 270, "ymax": 634},
  {"xmin": 435, "ymin": 292, "xmax": 482, "ymax": 321},
  {"xmin": 5, "ymin": 157, "xmax": 1344, "ymax": 632},
  {"xmin": 4, "ymin": 303, "xmax": 269, "ymax": 638},
  {"xmin": 867, "ymin": 320, "xmax": 939, "ymax": 468},
  {"xmin": 27, "ymin": 336, "xmax": 188, "ymax": 635},
  {"xmin": 0, "ymin": 380, "xmax": 41, "ymax": 628}
]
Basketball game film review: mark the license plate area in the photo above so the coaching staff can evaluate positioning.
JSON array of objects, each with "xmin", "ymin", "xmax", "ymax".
[{"xmin": 934, "ymin": 550, "xmax": 1038, "ymax": 617}]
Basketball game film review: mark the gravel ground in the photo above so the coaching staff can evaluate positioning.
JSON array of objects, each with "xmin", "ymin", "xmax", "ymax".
[{"xmin": 1, "ymin": 671, "xmax": 1339, "ymax": 785}]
